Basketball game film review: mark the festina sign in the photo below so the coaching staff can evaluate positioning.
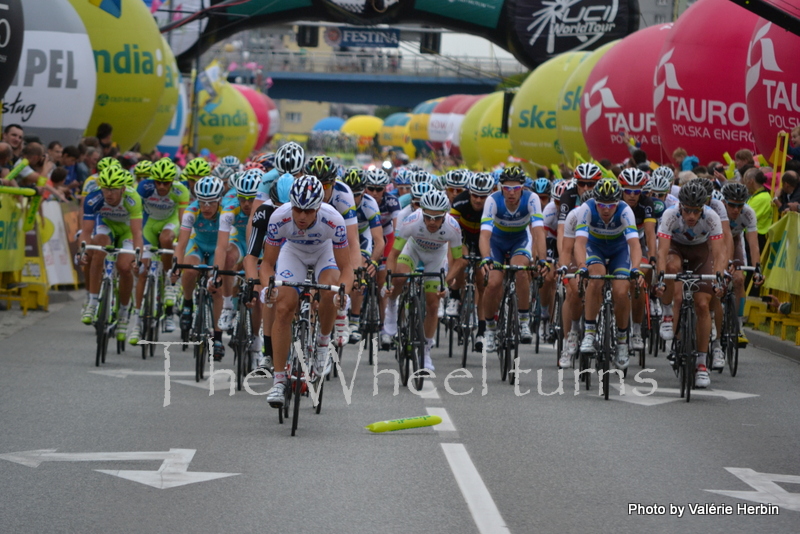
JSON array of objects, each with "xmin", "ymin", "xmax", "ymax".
[
  {"xmin": 338, "ymin": 27, "xmax": 400, "ymax": 48},
  {"xmin": 512, "ymin": 0, "xmax": 636, "ymax": 66}
]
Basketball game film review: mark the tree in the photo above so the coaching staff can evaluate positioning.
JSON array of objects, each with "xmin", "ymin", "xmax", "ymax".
[
  {"xmin": 374, "ymin": 105, "xmax": 409, "ymax": 120},
  {"xmin": 495, "ymin": 71, "xmax": 530, "ymax": 91}
]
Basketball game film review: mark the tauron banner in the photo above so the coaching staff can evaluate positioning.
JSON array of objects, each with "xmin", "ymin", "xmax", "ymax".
[
  {"xmin": 0, "ymin": 0, "xmax": 24, "ymax": 100},
  {"xmin": 509, "ymin": 0, "xmax": 638, "ymax": 66},
  {"xmin": 728, "ymin": 0, "xmax": 800, "ymax": 37}
]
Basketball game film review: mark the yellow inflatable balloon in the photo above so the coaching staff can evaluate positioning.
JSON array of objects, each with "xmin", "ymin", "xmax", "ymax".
[
  {"xmin": 398, "ymin": 122, "xmax": 416, "ymax": 159},
  {"xmin": 365, "ymin": 415, "xmax": 442, "ymax": 433},
  {"xmin": 196, "ymin": 82, "xmax": 258, "ymax": 162},
  {"xmin": 476, "ymin": 93, "xmax": 511, "ymax": 169},
  {"xmin": 69, "ymin": 0, "xmax": 166, "ymax": 151},
  {"xmin": 556, "ymin": 42, "xmax": 618, "ymax": 165},
  {"xmin": 341, "ymin": 115, "xmax": 383, "ymax": 139},
  {"xmin": 408, "ymin": 98, "xmax": 443, "ymax": 141},
  {"xmin": 138, "ymin": 36, "xmax": 180, "ymax": 154},
  {"xmin": 459, "ymin": 94, "xmax": 494, "ymax": 170},
  {"xmin": 509, "ymin": 52, "xmax": 588, "ymax": 175}
]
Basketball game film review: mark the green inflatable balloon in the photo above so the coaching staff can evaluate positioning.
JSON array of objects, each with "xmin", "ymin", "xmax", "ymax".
[
  {"xmin": 509, "ymin": 52, "xmax": 587, "ymax": 175},
  {"xmin": 69, "ymin": 0, "xmax": 167, "ymax": 151},
  {"xmin": 138, "ymin": 36, "xmax": 180, "ymax": 154},
  {"xmin": 196, "ymin": 82, "xmax": 258, "ymax": 162},
  {"xmin": 459, "ymin": 94, "xmax": 494, "ymax": 170},
  {"xmin": 556, "ymin": 41, "xmax": 619, "ymax": 165},
  {"xmin": 477, "ymin": 93, "xmax": 512, "ymax": 170}
]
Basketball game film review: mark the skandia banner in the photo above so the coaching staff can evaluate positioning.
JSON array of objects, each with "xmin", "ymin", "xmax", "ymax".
[
  {"xmin": 653, "ymin": 0, "xmax": 760, "ymax": 164},
  {"xmin": 745, "ymin": 20, "xmax": 800, "ymax": 158},
  {"xmin": 510, "ymin": 0, "xmax": 637, "ymax": 66},
  {"xmin": 325, "ymin": 26, "xmax": 400, "ymax": 48},
  {"xmin": 582, "ymin": 24, "xmax": 672, "ymax": 163}
]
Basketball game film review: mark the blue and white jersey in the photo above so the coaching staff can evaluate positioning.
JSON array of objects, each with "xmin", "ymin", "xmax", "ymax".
[
  {"xmin": 326, "ymin": 180, "xmax": 358, "ymax": 227},
  {"xmin": 266, "ymin": 203, "xmax": 348, "ymax": 253},
  {"xmin": 376, "ymin": 193, "xmax": 401, "ymax": 234},
  {"xmin": 219, "ymin": 197, "xmax": 250, "ymax": 239},
  {"xmin": 480, "ymin": 190, "xmax": 544, "ymax": 236},
  {"xmin": 254, "ymin": 168, "xmax": 283, "ymax": 202},
  {"xmin": 181, "ymin": 200, "xmax": 221, "ymax": 249},
  {"xmin": 357, "ymin": 194, "xmax": 382, "ymax": 236},
  {"xmin": 574, "ymin": 199, "xmax": 639, "ymax": 243}
]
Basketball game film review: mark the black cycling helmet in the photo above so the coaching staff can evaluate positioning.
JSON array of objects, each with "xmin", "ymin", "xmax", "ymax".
[
  {"xmin": 304, "ymin": 155, "xmax": 338, "ymax": 183},
  {"xmin": 342, "ymin": 167, "xmax": 365, "ymax": 194},
  {"xmin": 678, "ymin": 179, "xmax": 709, "ymax": 208},
  {"xmin": 721, "ymin": 182, "xmax": 749, "ymax": 203},
  {"xmin": 593, "ymin": 178, "xmax": 622, "ymax": 203},
  {"xmin": 499, "ymin": 166, "xmax": 527, "ymax": 183}
]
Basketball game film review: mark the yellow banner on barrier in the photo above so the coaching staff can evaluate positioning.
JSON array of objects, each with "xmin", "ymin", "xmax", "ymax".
[
  {"xmin": 761, "ymin": 212, "xmax": 800, "ymax": 295},
  {"xmin": 0, "ymin": 195, "xmax": 25, "ymax": 272}
]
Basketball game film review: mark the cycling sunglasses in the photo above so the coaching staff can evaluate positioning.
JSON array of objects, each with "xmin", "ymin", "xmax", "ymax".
[
  {"xmin": 501, "ymin": 185, "xmax": 523, "ymax": 192},
  {"xmin": 681, "ymin": 205, "xmax": 703, "ymax": 215},
  {"xmin": 596, "ymin": 201, "xmax": 618, "ymax": 209},
  {"xmin": 726, "ymin": 202, "xmax": 745, "ymax": 208},
  {"xmin": 623, "ymin": 189, "xmax": 642, "ymax": 195},
  {"xmin": 423, "ymin": 213, "xmax": 446, "ymax": 221},
  {"xmin": 577, "ymin": 181, "xmax": 595, "ymax": 188},
  {"xmin": 367, "ymin": 186, "xmax": 384, "ymax": 193}
]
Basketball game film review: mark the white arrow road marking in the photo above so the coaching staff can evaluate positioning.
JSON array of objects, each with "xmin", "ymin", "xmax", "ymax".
[
  {"xmin": 706, "ymin": 468, "xmax": 800, "ymax": 513},
  {"xmin": 173, "ymin": 372, "xmax": 235, "ymax": 391},
  {"xmin": 610, "ymin": 384, "xmax": 758, "ymax": 405},
  {"xmin": 0, "ymin": 449, "xmax": 239, "ymax": 489},
  {"xmin": 647, "ymin": 387, "xmax": 759, "ymax": 400},
  {"xmin": 89, "ymin": 369, "xmax": 195, "ymax": 378},
  {"xmin": 418, "ymin": 379, "xmax": 440, "ymax": 399}
]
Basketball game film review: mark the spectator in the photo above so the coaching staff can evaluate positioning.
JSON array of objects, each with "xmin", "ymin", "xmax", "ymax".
[
  {"xmin": 43, "ymin": 167, "xmax": 69, "ymax": 202},
  {"xmin": 672, "ymin": 147, "xmax": 699, "ymax": 171},
  {"xmin": 96, "ymin": 122, "xmax": 115, "ymax": 156},
  {"xmin": 17, "ymin": 143, "xmax": 54, "ymax": 185},
  {"xmin": 734, "ymin": 149, "xmax": 755, "ymax": 171},
  {"xmin": 82, "ymin": 136, "xmax": 99, "ymax": 149},
  {"xmin": 788, "ymin": 125, "xmax": 800, "ymax": 160},
  {"xmin": 61, "ymin": 145, "xmax": 82, "ymax": 193},
  {"xmin": 48, "ymin": 141, "xmax": 63, "ymax": 166},
  {"xmin": 83, "ymin": 147, "xmax": 100, "ymax": 177},
  {"xmin": 678, "ymin": 170, "xmax": 697, "ymax": 186},
  {"xmin": 743, "ymin": 167, "xmax": 772, "ymax": 253},
  {"xmin": 773, "ymin": 170, "xmax": 800, "ymax": 214},
  {"xmin": 2, "ymin": 124, "xmax": 24, "ymax": 163}
]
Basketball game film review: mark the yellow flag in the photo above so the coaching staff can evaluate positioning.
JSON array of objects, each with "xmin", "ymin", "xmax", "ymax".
[{"xmin": 550, "ymin": 164, "xmax": 563, "ymax": 180}]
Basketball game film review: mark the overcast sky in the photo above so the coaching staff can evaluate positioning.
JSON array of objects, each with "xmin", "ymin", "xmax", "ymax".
[{"xmin": 440, "ymin": 33, "xmax": 517, "ymax": 61}]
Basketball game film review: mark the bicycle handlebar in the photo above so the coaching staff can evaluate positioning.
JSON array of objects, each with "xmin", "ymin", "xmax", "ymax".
[
  {"xmin": 386, "ymin": 268, "xmax": 445, "ymax": 292},
  {"xmin": 660, "ymin": 273, "xmax": 719, "ymax": 281},
  {"xmin": 80, "ymin": 243, "xmax": 141, "ymax": 264}
]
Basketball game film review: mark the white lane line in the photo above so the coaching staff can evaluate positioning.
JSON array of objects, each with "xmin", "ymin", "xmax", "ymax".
[
  {"xmin": 425, "ymin": 407, "xmax": 456, "ymax": 431},
  {"xmin": 441, "ymin": 443, "xmax": 511, "ymax": 534},
  {"xmin": 418, "ymin": 379, "xmax": 440, "ymax": 399}
]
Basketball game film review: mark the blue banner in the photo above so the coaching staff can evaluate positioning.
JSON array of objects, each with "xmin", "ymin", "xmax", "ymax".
[{"xmin": 325, "ymin": 27, "xmax": 401, "ymax": 48}]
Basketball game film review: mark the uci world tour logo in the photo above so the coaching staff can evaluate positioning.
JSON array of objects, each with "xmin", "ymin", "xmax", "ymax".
[
  {"xmin": 745, "ymin": 22, "xmax": 782, "ymax": 98},
  {"xmin": 583, "ymin": 76, "xmax": 619, "ymax": 131},
  {"xmin": 652, "ymin": 48, "xmax": 682, "ymax": 111},
  {"xmin": 527, "ymin": 0, "xmax": 619, "ymax": 54}
]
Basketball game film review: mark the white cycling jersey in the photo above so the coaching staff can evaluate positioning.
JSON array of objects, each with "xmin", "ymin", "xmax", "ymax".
[
  {"xmin": 562, "ymin": 208, "xmax": 581, "ymax": 240},
  {"xmin": 657, "ymin": 206, "xmax": 723, "ymax": 245},
  {"xmin": 709, "ymin": 198, "xmax": 729, "ymax": 223},
  {"xmin": 542, "ymin": 200, "xmax": 558, "ymax": 239},
  {"xmin": 395, "ymin": 209, "xmax": 462, "ymax": 270},
  {"xmin": 729, "ymin": 204, "xmax": 757, "ymax": 238}
]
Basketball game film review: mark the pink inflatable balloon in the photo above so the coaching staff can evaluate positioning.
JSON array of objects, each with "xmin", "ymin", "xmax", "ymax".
[
  {"xmin": 653, "ymin": 0, "xmax": 760, "ymax": 164},
  {"xmin": 428, "ymin": 95, "xmax": 471, "ymax": 149},
  {"xmin": 232, "ymin": 84, "xmax": 269, "ymax": 151},
  {"xmin": 746, "ymin": 19, "xmax": 800, "ymax": 158},
  {"xmin": 582, "ymin": 24, "xmax": 673, "ymax": 164},
  {"xmin": 449, "ymin": 94, "xmax": 485, "ymax": 157},
  {"xmin": 261, "ymin": 94, "xmax": 279, "ymax": 143}
]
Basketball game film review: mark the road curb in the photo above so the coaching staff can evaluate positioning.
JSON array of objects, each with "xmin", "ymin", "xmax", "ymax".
[
  {"xmin": 744, "ymin": 326, "xmax": 800, "ymax": 363},
  {"xmin": 48, "ymin": 290, "xmax": 83, "ymax": 304}
]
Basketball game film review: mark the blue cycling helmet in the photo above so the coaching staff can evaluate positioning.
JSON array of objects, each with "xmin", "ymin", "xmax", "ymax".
[
  {"xmin": 394, "ymin": 168, "xmax": 412, "ymax": 186},
  {"xmin": 533, "ymin": 178, "xmax": 551, "ymax": 195},
  {"xmin": 236, "ymin": 169, "xmax": 262, "ymax": 196},
  {"xmin": 270, "ymin": 174, "xmax": 294, "ymax": 205},
  {"xmin": 411, "ymin": 181, "xmax": 433, "ymax": 200},
  {"xmin": 219, "ymin": 155, "xmax": 241, "ymax": 171},
  {"xmin": 524, "ymin": 177, "xmax": 534, "ymax": 191}
]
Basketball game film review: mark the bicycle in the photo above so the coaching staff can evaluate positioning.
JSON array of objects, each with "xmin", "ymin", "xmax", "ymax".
[
  {"xmin": 720, "ymin": 265, "xmax": 756, "ymax": 377},
  {"xmin": 355, "ymin": 266, "xmax": 381, "ymax": 366},
  {"xmin": 226, "ymin": 272, "xmax": 260, "ymax": 391},
  {"xmin": 659, "ymin": 268, "xmax": 719, "ymax": 402},
  {"xmin": 266, "ymin": 275, "xmax": 346, "ymax": 436},
  {"xmin": 174, "ymin": 263, "xmax": 218, "ymax": 383},
  {"xmin": 551, "ymin": 268, "xmax": 567, "ymax": 368},
  {"xmin": 631, "ymin": 263, "xmax": 655, "ymax": 370},
  {"xmin": 530, "ymin": 271, "xmax": 544, "ymax": 354},
  {"xmin": 453, "ymin": 254, "xmax": 481, "ymax": 368},
  {"xmin": 576, "ymin": 272, "xmax": 637, "ymax": 400},
  {"xmin": 139, "ymin": 247, "xmax": 174, "ymax": 360},
  {"xmin": 80, "ymin": 243, "xmax": 140, "ymax": 367},
  {"xmin": 388, "ymin": 268, "xmax": 444, "ymax": 392},
  {"xmin": 493, "ymin": 262, "xmax": 537, "ymax": 385}
]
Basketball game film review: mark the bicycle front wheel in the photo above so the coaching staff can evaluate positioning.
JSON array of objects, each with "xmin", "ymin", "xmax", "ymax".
[
  {"xmin": 411, "ymin": 294, "xmax": 426, "ymax": 391},
  {"xmin": 725, "ymin": 301, "xmax": 740, "ymax": 377},
  {"xmin": 461, "ymin": 284, "xmax": 475, "ymax": 369},
  {"xmin": 95, "ymin": 280, "xmax": 111, "ymax": 367},
  {"xmin": 193, "ymin": 292, "xmax": 207, "ymax": 382}
]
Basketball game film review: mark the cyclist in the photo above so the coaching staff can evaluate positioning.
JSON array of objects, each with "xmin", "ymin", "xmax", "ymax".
[
  {"xmin": 533, "ymin": 176, "xmax": 556, "ymax": 339},
  {"xmin": 133, "ymin": 160, "xmax": 153, "ymax": 183},
  {"xmin": 558, "ymin": 163, "xmax": 602, "ymax": 225},
  {"xmin": 173, "ymin": 176, "xmax": 227, "ymax": 361},
  {"xmin": 392, "ymin": 168, "xmax": 412, "ymax": 199},
  {"xmin": 181, "ymin": 157, "xmax": 212, "ymax": 199},
  {"xmin": 480, "ymin": 166, "xmax": 547, "ymax": 351},
  {"xmin": 128, "ymin": 158, "xmax": 189, "ymax": 340},
  {"xmin": 244, "ymin": 174, "xmax": 293, "ymax": 372},
  {"xmin": 80, "ymin": 167, "xmax": 144, "ymax": 343},
  {"xmin": 649, "ymin": 169, "xmax": 678, "ymax": 210},
  {"xmin": 218, "ymin": 155, "xmax": 242, "ymax": 174},
  {"xmin": 215, "ymin": 165, "xmax": 238, "ymax": 203},
  {"xmin": 82, "ymin": 156, "xmax": 121, "ymax": 197},
  {"xmin": 655, "ymin": 180, "xmax": 727, "ymax": 388},
  {"xmin": 341, "ymin": 167, "xmax": 385, "ymax": 342},
  {"xmin": 575, "ymin": 178, "xmax": 645, "ymax": 369},
  {"xmin": 444, "ymin": 169, "xmax": 470, "ymax": 204},
  {"xmin": 260, "ymin": 176, "xmax": 354, "ymax": 407},
  {"xmin": 721, "ymin": 182, "xmax": 764, "ymax": 346},
  {"xmin": 618, "ymin": 168, "xmax": 657, "ymax": 351},
  {"xmin": 448, "ymin": 172, "xmax": 493, "ymax": 348},
  {"xmin": 252, "ymin": 142, "xmax": 305, "ymax": 216},
  {"xmin": 214, "ymin": 168, "xmax": 260, "ymax": 333},
  {"xmin": 368, "ymin": 167, "xmax": 401, "ymax": 335},
  {"xmin": 558, "ymin": 189, "xmax": 594, "ymax": 368},
  {"xmin": 385, "ymin": 189, "xmax": 466, "ymax": 370}
]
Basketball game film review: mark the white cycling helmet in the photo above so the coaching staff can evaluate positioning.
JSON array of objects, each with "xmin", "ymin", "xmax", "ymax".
[
  {"xmin": 275, "ymin": 142, "xmax": 305, "ymax": 175},
  {"xmin": 420, "ymin": 189, "xmax": 450, "ymax": 212},
  {"xmin": 289, "ymin": 175, "xmax": 324, "ymax": 210},
  {"xmin": 195, "ymin": 176, "xmax": 224, "ymax": 200},
  {"xmin": 236, "ymin": 169, "xmax": 262, "ymax": 196}
]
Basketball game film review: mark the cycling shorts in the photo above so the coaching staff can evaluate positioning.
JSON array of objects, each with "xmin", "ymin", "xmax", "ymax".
[
  {"xmin": 489, "ymin": 230, "xmax": 531, "ymax": 263},
  {"xmin": 585, "ymin": 238, "xmax": 631, "ymax": 276},
  {"xmin": 142, "ymin": 216, "xmax": 178, "ymax": 259},
  {"xmin": 186, "ymin": 238, "xmax": 215, "ymax": 265},
  {"xmin": 667, "ymin": 241, "xmax": 714, "ymax": 295},
  {"xmin": 275, "ymin": 241, "xmax": 338, "ymax": 289},
  {"xmin": 95, "ymin": 218, "xmax": 133, "ymax": 250},
  {"xmin": 397, "ymin": 242, "xmax": 445, "ymax": 293}
]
